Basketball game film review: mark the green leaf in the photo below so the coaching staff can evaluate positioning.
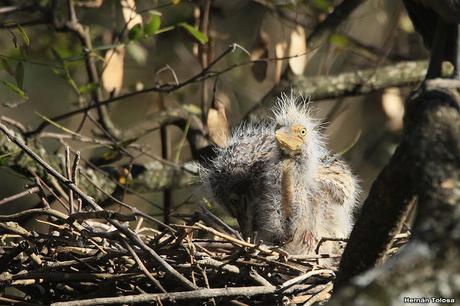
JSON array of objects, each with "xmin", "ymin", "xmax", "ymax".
[
  {"xmin": 178, "ymin": 22, "xmax": 208, "ymax": 44},
  {"xmin": 35, "ymin": 111, "xmax": 80, "ymax": 136},
  {"xmin": 17, "ymin": 25, "xmax": 30, "ymax": 46},
  {"xmin": 144, "ymin": 15, "xmax": 161, "ymax": 36},
  {"xmin": 0, "ymin": 152, "xmax": 12, "ymax": 166},
  {"xmin": 51, "ymin": 67, "xmax": 62, "ymax": 75},
  {"xmin": 15, "ymin": 61, "xmax": 24, "ymax": 89},
  {"xmin": 50, "ymin": 48, "xmax": 80, "ymax": 94},
  {"xmin": 128, "ymin": 23, "xmax": 143, "ymax": 41},
  {"xmin": 330, "ymin": 34, "xmax": 349, "ymax": 48},
  {"xmin": 1, "ymin": 58, "xmax": 15, "ymax": 76},
  {"xmin": 64, "ymin": 73, "xmax": 80, "ymax": 95},
  {"xmin": 311, "ymin": 0, "xmax": 333, "ymax": 12},
  {"xmin": 1, "ymin": 80, "xmax": 28, "ymax": 99},
  {"xmin": 78, "ymin": 82, "xmax": 99, "ymax": 94},
  {"xmin": 182, "ymin": 104, "xmax": 202, "ymax": 115}
]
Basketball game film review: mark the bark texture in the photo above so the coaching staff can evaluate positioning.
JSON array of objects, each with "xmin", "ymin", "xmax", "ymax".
[{"xmin": 330, "ymin": 79, "xmax": 460, "ymax": 304}]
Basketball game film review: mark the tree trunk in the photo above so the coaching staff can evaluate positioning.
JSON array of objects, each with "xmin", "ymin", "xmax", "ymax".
[{"xmin": 330, "ymin": 79, "xmax": 460, "ymax": 304}]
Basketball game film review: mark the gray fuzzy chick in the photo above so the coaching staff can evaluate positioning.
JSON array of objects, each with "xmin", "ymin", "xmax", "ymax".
[{"xmin": 201, "ymin": 94, "xmax": 359, "ymax": 258}]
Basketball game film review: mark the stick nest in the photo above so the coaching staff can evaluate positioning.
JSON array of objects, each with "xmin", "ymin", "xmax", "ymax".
[{"xmin": 0, "ymin": 206, "xmax": 410, "ymax": 306}]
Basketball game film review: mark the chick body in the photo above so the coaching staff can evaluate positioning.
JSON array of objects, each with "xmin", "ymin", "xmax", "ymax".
[{"xmin": 202, "ymin": 95, "xmax": 359, "ymax": 257}]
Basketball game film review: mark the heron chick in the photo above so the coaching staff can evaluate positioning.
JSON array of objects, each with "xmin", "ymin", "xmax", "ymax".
[{"xmin": 202, "ymin": 94, "xmax": 359, "ymax": 258}]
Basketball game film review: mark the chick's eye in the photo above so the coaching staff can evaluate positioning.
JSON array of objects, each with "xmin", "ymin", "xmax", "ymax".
[{"xmin": 299, "ymin": 128, "xmax": 307, "ymax": 136}]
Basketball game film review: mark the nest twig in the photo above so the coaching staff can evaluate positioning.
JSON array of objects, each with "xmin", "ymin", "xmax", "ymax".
[
  {"xmin": 0, "ymin": 123, "xmax": 410, "ymax": 305},
  {"xmin": 0, "ymin": 207, "xmax": 410, "ymax": 305}
]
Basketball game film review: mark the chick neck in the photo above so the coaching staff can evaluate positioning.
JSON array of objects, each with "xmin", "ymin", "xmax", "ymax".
[{"xmin": 280, "ymin": 157, "xmax": 294, "ymax": 225}]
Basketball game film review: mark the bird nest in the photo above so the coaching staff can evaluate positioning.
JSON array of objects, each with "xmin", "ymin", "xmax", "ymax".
[{"xmin": 0, "ymin": 207, "xmax": 410, "ymax": 306}]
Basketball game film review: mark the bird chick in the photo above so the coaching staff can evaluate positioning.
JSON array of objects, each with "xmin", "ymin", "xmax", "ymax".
[{"xmin": 202, "ymin": 94, "xmax": 359, "ymax": 260}]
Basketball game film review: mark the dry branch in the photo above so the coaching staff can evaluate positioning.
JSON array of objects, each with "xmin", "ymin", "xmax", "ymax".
[
  {"xmin": 51, "ymin": 286, "xmax": 279, "ymax": 306},
  {"xmin": 0, "ymin": 187, "xmax": 39, "ymax": 206}
]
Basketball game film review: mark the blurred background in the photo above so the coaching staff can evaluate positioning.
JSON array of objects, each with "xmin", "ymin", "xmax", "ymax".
[{"xmin": 0, "ymin": 0, "xmax": 428, "ymax": 225}]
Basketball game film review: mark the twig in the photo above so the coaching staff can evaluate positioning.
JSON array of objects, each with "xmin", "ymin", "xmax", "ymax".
[
  {"xmin": 159, "ymin": 94, "xmax": 172, "ymax": 225},
  {"xmin": 0, "ymin": 187, "xmax": 39, "ymax": 206},
  {"xmin": 78, "ymin": 171, "xmax": 174, "ymax": 233},
  {"xmin": 195, "ymin": 223, "xmax": 276, "ymax": 256},
  {"xmin": 0, "ymin": 208, "xmax": 85, "ymax": 233},
  {"xmin": 25, "ymin": 43, "xmax": 242, "ymax": 138},
  {"xmin": 51, "ymin": 286, "xmax": 279, "ymax": 305},
  {"xmin": 67, "ymin": 210, "xmax": 136, "ymax": 222},
  {"xmin": 199, "ymin": 0, "xmax": 212, "ymax": 124},
  {"xmin": 34, "ymin": 175, "xmax": 51, "ymax": 208},
  {"xmin": 122, "ymin": 241, "xmax": 168, "ymax": 293},
  {"xmin": 196, "ymin": 205, "xmax": 244, "ymax": 240},
  {"xmin": 0, "ymin": 222, "xmax": 32, "ymax": 237},
  {"xmin": 277, "ymin": 269, "xmax": 334, "ymax": 292},
  {"xmin": 65, "ymin": 146, "xmax": 74, "ymax": 213},
  {"xmin": 303, "ymin": 282, "xmax": 333, "ymax": 306},
  {"xmin": 0, "ymin": 123, "xmax": 197, "ymax": 290},
  {"xmin": 314, "ymin": 237, "xmax": 348, "ymax": 254},
  {"xmin": 107, "ymin": 222, "xmax": 198, "ymax": 290},
  {"xmin": 0, "ymin": 116, "xmax": 27, "ymax": 133}
]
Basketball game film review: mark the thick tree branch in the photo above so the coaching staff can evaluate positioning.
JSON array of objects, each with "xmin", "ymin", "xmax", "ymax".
[
  {"xmin": 332, "ymin": 80, "xmax": 460, "ymax": 297},
  {"xmin": 247, "ymin": 60, "xmax": 434, "ymax": 120}
]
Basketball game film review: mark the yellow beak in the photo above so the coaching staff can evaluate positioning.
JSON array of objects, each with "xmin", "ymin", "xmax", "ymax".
[{"xmin": 275, "ymin": 127, "xmax": 304, "ymax": 154}]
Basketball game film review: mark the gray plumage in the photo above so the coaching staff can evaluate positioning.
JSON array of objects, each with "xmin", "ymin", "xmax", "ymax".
[{"xmin": 201, "ymin": 94, "xmax": 359, "ymax": 257}]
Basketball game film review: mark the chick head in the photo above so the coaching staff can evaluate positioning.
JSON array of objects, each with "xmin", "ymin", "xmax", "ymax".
[
  {"xmin": 273, "ymin": 93, "xmax": 325, "ymax": 163},
  {"xmin": 275, "ymin": 124, "xmax": 308, "ymax": 156}
]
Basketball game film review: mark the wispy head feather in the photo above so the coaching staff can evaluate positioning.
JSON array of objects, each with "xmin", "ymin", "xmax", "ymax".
[{"xmin": 272, "ymin": 92, "xmax": 316, "ymax": 126}]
